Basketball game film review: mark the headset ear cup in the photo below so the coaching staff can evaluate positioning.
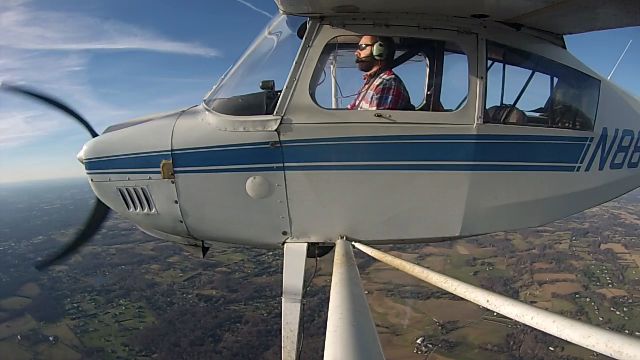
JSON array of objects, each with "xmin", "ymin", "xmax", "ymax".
[{"xmin": 372, "ymin": 41, "xmax": 385, "ymax": 60}]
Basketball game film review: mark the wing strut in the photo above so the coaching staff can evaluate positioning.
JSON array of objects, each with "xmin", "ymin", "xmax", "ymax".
[
  {"xmin": 282, "ymin": 242, "xmax": 308, "ymax": 360},
  {"xmin": 324, "ymin": 238, "xmax": 384, "ymax": 360},
  {"xmin": 352, "ymin": 241, "xmax": 640, "ymax": 360}
]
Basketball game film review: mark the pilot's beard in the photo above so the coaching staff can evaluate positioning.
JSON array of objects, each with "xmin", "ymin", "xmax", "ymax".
[{"xmin": 356, "ymin": 57, "xmax": 374, "ymax": 72}]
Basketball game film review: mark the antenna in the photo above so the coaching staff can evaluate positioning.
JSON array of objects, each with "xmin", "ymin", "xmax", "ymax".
[{"xmin": 608, "ymin": 40, "xmax": 632, "ymax": 80}]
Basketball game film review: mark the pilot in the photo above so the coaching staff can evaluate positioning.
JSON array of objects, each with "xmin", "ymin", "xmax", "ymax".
[{"xmin": 347, "ymin": 35, "xmax": 412, "ymax": 110}]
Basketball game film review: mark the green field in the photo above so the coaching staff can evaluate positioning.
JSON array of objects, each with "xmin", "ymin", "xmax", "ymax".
[{"xmin": 72, "ymin": 298, "xmax": 155, "ymax": 359}]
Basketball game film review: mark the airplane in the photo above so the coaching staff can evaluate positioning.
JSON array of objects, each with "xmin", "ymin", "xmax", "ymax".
[{"xmin": 2, "ymin": 0, "xmax": 640, "ymax": 359}]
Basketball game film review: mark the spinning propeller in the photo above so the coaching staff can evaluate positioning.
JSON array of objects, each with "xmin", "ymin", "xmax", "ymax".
[{"xmin": 1, "ymin": 83, "xmax": 111, "ymax": 270}]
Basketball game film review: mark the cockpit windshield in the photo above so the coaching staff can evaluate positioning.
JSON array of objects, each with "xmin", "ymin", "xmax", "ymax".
[{"xmin": 203, "ymin": 15, "xmax": 305, "ymax": 116}]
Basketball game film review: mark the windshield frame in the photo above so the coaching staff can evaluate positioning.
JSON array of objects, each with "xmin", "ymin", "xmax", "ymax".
[{"xmin": 203, "ymin": 14, "xmax": 307, "ymax": 118}]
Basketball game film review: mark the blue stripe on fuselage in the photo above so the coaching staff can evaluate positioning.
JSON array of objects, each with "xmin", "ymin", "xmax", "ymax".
[
  {"xmin": 282, "ymin": 134, "xmax": 590, "ymax": 144},
  {"xmin": 172, "ymin": 145, "xmax": 281, "ymax": 168},
  {"xmin": 282, "ymin": 164, "xmax": 576, "ymax": 172},
  {"xmin": 84, "ymin": 134, "xmax": 587, "ymax": 173},
  {"xmin": 282, "ymin": 141, "xmax": 583, "ymax": 164},
  {"xmin": 84, "ymin": 153, "xmax": 171, "ymax": 171}
]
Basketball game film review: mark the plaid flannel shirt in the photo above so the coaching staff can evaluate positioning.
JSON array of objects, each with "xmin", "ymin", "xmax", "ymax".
[{"xmin": 348, "ymin": 70, "xmax": 411, "ymax": 110}]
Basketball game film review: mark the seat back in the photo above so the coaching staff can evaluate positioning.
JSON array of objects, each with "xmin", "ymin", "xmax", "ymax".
[{"xmin": 486, "ymin": 105, "xmax": 527, "ymax": 125}]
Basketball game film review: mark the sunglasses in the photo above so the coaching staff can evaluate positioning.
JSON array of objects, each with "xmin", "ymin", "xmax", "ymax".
[{"xmin": 357, "ymin": 43, "xmax": 375, "ymax": 51}]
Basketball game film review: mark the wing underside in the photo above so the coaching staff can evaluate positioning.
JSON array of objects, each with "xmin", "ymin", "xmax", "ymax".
[{"xmin": 275, "ymin": 0, "xmax": 640, "ymax": 35}]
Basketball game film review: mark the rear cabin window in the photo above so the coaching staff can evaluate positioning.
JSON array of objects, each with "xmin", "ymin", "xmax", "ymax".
[
  {"xmin": 485, "ymin": 41, "xmax": 600, "ymax": 131},
  {"xmin": 310, "ymin": 36, "xmax": 468, "ymax": 112}
]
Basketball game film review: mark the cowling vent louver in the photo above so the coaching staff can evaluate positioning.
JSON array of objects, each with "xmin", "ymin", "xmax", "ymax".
[{"xmin": 116, "ymin": 186, "xmax": 156, "ymax": 213}]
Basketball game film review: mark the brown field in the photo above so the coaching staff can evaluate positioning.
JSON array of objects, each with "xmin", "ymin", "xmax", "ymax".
[
  {"xmin": 0, "ymin": 297, "xmax": 32, "ymax": 311},
  {"xmin": 554, "ymin": 231, "xmax": 574, "ymax": 239},
  {"xmin": 420, "ymin": 255, "xmax": 447, "ymax": 272},
  {"xmin": 532, "ymin": 301, "xmax": 552, "ymax": 310},
  {"xmin": 541, "ymin": 282, "xmax": 582, "ymax": 297},
  {"xmin": 364, "ymin": 262, "xmax": 424, "ymax": 286},
  {"xmin": 369, "ymin": 294, "xmax": 426, "ymax": 360},
  {"xmin": 35, "ymin": 342, "xmax": 81, "ymax": 360},
  {"xmin": 414, "ymin": 299, "xmax": 485, "ymax": 322},
  {"xmin": 363, "ymin": 265, "xmax": 424, "ymax": 287},
  {"xmin": 618, "ymin": 253, "xmax": 634, "ymax": 262},
  {"xmin": 369, "ymin": 293, "xmax": 423, "ymax": 328},
  {"xmin": 455, "ymin": 244, "xmax": 470, "ymax": 255},
  {"xmin": 369, "ymin": 293, "xmax": 500, "ymax": 360},
  {"xmin": 610, "ymin": 209, "xmax": 640, "ymax": 224},
  {"xmin": 15, "ymin": 283, "xmax": 40, "ymax": 298},
  {"xmin": 418, "ymin": 246, "xmax": 452, "ymax": 256},
  {"xmin": 531, "ymin": 262, "xmax": 554, "ymax": 270},
  {"xmin": 388, "ymin": 251, "xmax": 420, "ymax": 262},
  {"xmin": 368, "ymin": 294, "xmax": 485, "ymax": 327},
  {"xmin": 460, "ymin": 242, "xmax": 498, "ymax": 258},
  {"xmin": 631, "ymin": 254, "xmax": 640, "ymax": 268},
  {"xmin": 379, "ymin": 332, "xmax": 419, "ymax": 360},
  {"xmin": 0, "ymin": 340, "xmax": 31, "ymax": 360},
  {"xmin": 532, "ymin": 273, "xmax": 577, "ymax": 282},
  {"xmin": 600, "ymin": 243, "xmax": 629, "ymax": 253},
  {"xmin": 0, "ymin": 315, "xmax": 37, "ymax": 340},
  {"xmin": 596, "ymin": 288, "xmax": 629, "ymax": 299},
  {"xmin": 311, "ymin": 274, "xmax": 332, "ymax": 288}
]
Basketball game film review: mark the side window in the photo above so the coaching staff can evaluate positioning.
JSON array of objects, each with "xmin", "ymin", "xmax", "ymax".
[
  {"xmin": 485, "ymin": 41, "xmax": 600, "ymax": 130},
  {"xmin": 309, "ymin": 36, "xmax": 468, "ymax": 112}
]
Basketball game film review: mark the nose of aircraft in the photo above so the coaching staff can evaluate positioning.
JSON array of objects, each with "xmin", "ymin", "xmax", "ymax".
[{"xmin": 77, "ymin": 144, "xmax": 87, "ymax": 164}]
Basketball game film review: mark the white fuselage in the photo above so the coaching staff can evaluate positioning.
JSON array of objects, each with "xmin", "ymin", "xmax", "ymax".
[{"xmin": 80, "ymin": 14, "xmax": 640, "ymax": 249}]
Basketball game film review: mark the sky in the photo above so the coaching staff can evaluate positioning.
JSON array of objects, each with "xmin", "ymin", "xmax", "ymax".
[{"xmin": 0, "ymin": 0, "xmax": 638, "ymax": 184}]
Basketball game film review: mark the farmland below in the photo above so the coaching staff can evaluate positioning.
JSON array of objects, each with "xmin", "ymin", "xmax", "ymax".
[{"xmin": 1, "ymin": 180, "xmax": 639, "ymax": 359}]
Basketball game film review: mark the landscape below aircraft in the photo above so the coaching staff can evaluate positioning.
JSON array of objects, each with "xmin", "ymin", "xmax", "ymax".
[{"xmin": 3, "ymin": 0, "xmax": 640, "ymax": 359}]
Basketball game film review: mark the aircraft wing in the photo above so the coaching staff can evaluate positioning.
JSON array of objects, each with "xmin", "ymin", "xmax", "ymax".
[{"xmin": 275, "ymin": 0, "xmax": 640, "ymax": 35}]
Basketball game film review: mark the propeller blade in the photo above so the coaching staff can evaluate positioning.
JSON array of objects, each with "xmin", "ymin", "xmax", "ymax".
[
  {"xmin": 0, "ymin": 82, "xmax": 99, "ymax": 138},
  {"xmin": 1, "ymin": 82, "xmax": 112, "ymax": 269},
  {"xmin": 35, "ymin": 199, "xmax": 111, "ymax": 270}
]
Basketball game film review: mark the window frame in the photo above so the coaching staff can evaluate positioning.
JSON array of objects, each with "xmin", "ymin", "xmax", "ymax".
[
  {"xmin": 309, "ymin": 38, "xmax": 434, "ymax": 110},
  {"xmin": 282, "ymin": 23, "xmax": 478, "ymax": 125},
  {"xmin": 483, "ymin": 40, "xmax": 600, "ymax": 131}
]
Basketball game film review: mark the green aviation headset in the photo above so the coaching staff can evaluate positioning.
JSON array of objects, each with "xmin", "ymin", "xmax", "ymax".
[
  {"xmin": 372, "ymin": 36, "xmax": 394, "ymax": 61},
  {"xmin": 372, "ymin": 39, "xmax": 387, "ymax": 60}
]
